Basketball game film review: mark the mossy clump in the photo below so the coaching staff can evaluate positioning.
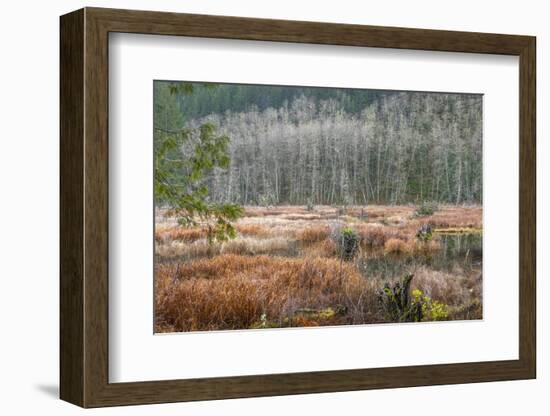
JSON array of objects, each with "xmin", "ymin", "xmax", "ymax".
[
  {"xmin": 416, "ymin": 223, "xmax": 433, "ymax": 242},
  {"xmin": 337, "ymin": 227, "xmax": 360, "ymax": 260}
]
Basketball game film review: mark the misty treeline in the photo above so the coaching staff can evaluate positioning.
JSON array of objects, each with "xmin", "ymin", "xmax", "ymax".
[
  {"xmin": 177, "ymin": 83, "xmax": 394, "ymax": 120},
  {"xmin": 156, "ymin": 83, "xmax": 482, "ymax": 207}
]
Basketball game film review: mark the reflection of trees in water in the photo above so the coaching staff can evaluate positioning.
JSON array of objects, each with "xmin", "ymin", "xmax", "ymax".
[
  {"xmin": 358, "ymin": 233, "xmax": 482, "ymax": 278},
  {"xmin": 438, "ymin": 233, "xmax": 482, "ymax": 269}
]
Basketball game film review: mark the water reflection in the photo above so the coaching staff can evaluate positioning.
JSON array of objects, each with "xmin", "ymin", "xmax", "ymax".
[
  {"xmin": 436, "ymin": 233, "xmax": 482, "ymax": 269},
  {"xmin": 357, "ymin": 232, "xmax": 482, "ymax": 278}
]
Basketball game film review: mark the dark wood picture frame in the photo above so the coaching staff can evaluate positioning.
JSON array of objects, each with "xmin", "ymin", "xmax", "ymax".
[{"xmin": 60, "ymin": 7, "xmax": 536, "ymax": 408}]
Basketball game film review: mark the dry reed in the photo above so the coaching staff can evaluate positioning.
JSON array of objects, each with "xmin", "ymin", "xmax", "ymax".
[{"xmin": 155, "ymin": 254, "xmax": 381, "ymax": 331}]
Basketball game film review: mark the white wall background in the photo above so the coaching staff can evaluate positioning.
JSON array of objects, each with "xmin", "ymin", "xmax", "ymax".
[{"xmin": 0, "ymin": 0, "xmax": 545, "ymax": 414}]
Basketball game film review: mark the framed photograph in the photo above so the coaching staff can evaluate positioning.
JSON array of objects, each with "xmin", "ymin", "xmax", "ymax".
[{"xmin": 60, "ymin": 7, "xmax": 536, "ymax": 407}]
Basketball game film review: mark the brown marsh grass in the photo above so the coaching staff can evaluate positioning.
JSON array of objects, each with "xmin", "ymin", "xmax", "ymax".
[
  {"xmin": 155, "ymin": 205, "xmax": 482, "ymax": 331},
  {"xmin": 155, "ymin": 254, "xmax": 381, "ymax": 332},
  {"xmin": 296, "ymin": 225, "xmax": 331, "ymax": 244}
]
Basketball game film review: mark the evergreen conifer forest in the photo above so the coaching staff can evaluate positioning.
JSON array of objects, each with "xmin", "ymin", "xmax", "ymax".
[{"xmin": 154, "ymin": 81, "xmax": 483, "ymax": 332}]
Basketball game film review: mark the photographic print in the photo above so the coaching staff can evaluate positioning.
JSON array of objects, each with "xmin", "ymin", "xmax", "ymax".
[{"xmin": 154, "ymin": 81, "xmax": 483, "ymax": 333}]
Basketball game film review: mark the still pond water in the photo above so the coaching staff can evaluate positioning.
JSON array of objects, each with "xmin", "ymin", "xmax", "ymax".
[{"xmin": 358, "ymin": 232, "xmax": 482, "ymax": 278}]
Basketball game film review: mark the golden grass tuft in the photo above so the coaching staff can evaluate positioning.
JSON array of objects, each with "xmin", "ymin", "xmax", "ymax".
[
  {"xmin": 304, "ymin": 239, "xmax": 337, "ymax": 258},
  {"xmin": 296, "ymin": 225, "xmax": 330, "ymax": 244},
  {"xmin": 382, "ymin": 236, "xmax": 442, "ymax": 256},
  {"xmin": 356, "ymin": 224, "xmax": 395, "ymax": 247},
  {"xmin": 409, "ymin": 238, "xmax": 442, "ymax": 254},
  {"xmin": 384, "ymin": 238, "xmax": 412, "ymax": 255},
  {"xmin": 234, "ymin": 223, "xmax": 273, "ymax": 237}
]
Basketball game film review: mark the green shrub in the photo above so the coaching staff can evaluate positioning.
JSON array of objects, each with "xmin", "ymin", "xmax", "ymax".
[
  {"xmin": 412, "ymin": 289, "xmax": 449, "ymax": 321},
  {"xmin": 415, "ymin": 202, "xmax": 438, "ymax": 216},
  {"xmin": 378, "ymin": 277, "xmax": 450, "ymax": 324}
]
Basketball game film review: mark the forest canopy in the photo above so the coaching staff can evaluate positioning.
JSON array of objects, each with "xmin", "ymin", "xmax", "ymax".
[{"xmin": 155, "ymin": 81, "xmax": 482, "ymax": 207}]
